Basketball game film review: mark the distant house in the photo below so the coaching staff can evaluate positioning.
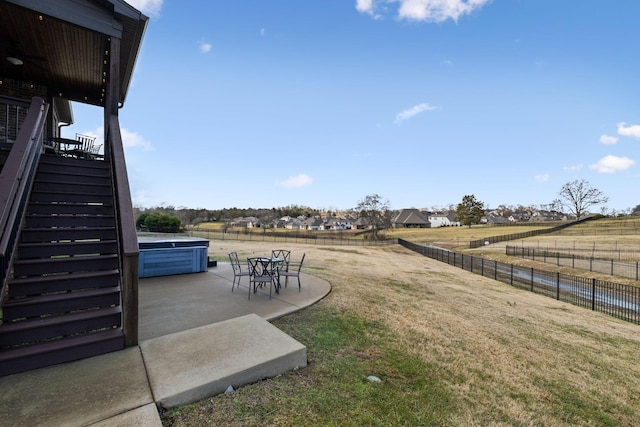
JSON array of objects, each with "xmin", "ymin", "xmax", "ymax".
[
  {"xmin": 230, "ymin": 216, "xmax": 262, "ymax": 228},
  {"xmin": 300, "ymin": 216, "xmax": 323, "ymax": 230},
  {"xmin": 392, "ymin": 209, "xmax": 431, "ymax": 228},
  {"xmin": 446, "ymin": 210, "xmax": 462, "ymax": 227},
  {"xmin": 353, "ymin": 217, "xmax": 371, "ymax": 230},
  {"xmin": 481, "ymin": 214, "xmax": 510, "ymax": 225},
  {"xmin": 426, "ymin": 213, "xmax": 450, "ymax": 228},
  {"xmin": 530, "ymin": 211, "xmax": 567, "ymax": 222},
  {"xmin": 322, "ymin": 217, "xmax": 352, "ymax": 230},
  {"xmin": 284, "ymin": 218, "xmax": 302, "ymax": 229}
]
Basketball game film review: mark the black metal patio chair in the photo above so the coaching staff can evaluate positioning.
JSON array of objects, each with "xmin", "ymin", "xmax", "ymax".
[
  {"xmin": 228, "ymin": 251, "xmax": 250, "ymax": 292},
  {"xmin": 247, "ymin": 257, "xmax": 277, "ymax": 300},
  {"xmin": 277, "ymin": 253, "xmax": 305, "ymax": 291}
]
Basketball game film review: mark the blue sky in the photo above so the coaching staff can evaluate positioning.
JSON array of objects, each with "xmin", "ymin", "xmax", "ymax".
[{"xmin": 66, "ymin": 0, "xmax": 640, "ymax": 213}]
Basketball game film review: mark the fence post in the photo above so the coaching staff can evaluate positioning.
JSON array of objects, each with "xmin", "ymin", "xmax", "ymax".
[
  {"xmin": 556, "ymin": 272, "xmax": 560, "ymax": 300},
  {"xmin": 531, "ymin": 267, "xmax": 534, "ymax": 292},
  {"xmin": 481, "ymin": 258, "xmax": 484, "ymax": 277},
  {"xmin": 510, "ymin": 264, "xmax": 513, "ymax": 286},
  {"xmin": 591, "ymin": 278, "xmax": 596, "ymax": 311},
  {"xmin": 494, "ymin": 260, "xmax": 497, "ymax": 280},
  {"xmin": 611, "ymin": 259, "xmax": 614, "ymax": 276}
]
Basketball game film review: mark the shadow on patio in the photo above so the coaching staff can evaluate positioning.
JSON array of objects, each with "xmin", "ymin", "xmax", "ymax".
[{"xmin": 0, "ymin": 263, "xmax": 331, "ymax": 427}]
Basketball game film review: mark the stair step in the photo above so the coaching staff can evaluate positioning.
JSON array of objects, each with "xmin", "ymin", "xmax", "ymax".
[
  {"xmin": 32, "ymin": 181, "xmax": 112, "ymax": 196},
  {"xmin": 30, "ymin": 191, "xmax": 113, "ymax": 204},
  {"xmin": 0, "ymin": 328, "xmax": 124, "ymax": 377},
  {"xmin": 0, "ymin": 306, "xmax": 122, "ymax": 348},
  {"xmin": 8, "ymin": 270, "xmax": 120, "ymax": 297},
  {"xmin": 17, "ymin": 240, "xmax": 118, "ymax": 259},
  {"xmin": 0, "ymin": 153, "xmax": 125, "ymax": 377},
  {"xmin": 13, "ymin": 254, "xmax": 119, "ymax": 276},
  {"xmin": 3, "ymin": 287, "xmax": 121, "ymax": 322},
  {"xmin": 25, "ymin": 214, "xmax": 115, "ymax": 228},
  {"xmin": 19, "ymin": 227, "xmax": 117, "ymax": 243},
  {"xmin": 39, "ymin": 153, "xmax": 110, "ymax": 171},
  {"xmin": 27, "ymin": 201, "xmax": 113, "ymax": 216},
  {"xmin": 35, "ymin": 171, "xmax": 110, "ymax": 185},
  {"xmin": 36, "ymin": 164, "xmax": 110, "ymax": 177}
]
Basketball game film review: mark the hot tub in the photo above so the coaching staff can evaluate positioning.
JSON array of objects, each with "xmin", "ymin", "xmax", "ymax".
[{"xmin": 138, "ymin": 237, "xmax": 210, "ymax": 278}]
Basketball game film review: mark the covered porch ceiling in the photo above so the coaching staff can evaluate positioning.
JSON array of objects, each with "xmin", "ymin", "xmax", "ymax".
[{"xmin": 0, "ymin": 0, "xmax": 148, "ymax": 107}]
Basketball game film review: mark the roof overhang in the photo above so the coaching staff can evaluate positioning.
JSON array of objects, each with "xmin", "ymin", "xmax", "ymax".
[{"xmin": 0, "ymin": 0, "xmax": 148, "ymax": 107}]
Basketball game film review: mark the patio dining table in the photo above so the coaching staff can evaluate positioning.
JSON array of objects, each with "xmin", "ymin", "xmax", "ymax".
[
  {"xmin": 48, "ymin": 136, "xmax": 82, "ymax": 150},
  {"xmin": 47, "ymin": 137, "xmax": 84, "ymax": 157}
]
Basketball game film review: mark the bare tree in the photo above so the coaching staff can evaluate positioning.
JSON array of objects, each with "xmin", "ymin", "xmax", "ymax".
[
  {"xmin": 557, "ymin": 179, "xmax": 608, "ymax": 220},
  {"xmin": 355, "ymin": 194, "xmax": 391, "ymax": 240}
]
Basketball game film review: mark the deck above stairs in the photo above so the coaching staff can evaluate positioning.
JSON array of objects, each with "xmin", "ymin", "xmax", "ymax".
[{"xmin": 0, "ymin": 154, "xmax": 124, "ymax": 377}]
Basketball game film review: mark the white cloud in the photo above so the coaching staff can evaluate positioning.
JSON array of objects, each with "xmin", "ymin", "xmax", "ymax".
[
  {"xmin": 399, "ymin": 0, "xmax": 491, "ymax": 22},
  {"xmin": 121, "ymin": 128, "xmax": 154, "ymax": 151},
  {"xmin": 563, "ymin": 163, "xmax": 583, "ymax": 172},
  {"xmin": 260, "ymin": 28, "xmax": 266, "ymax": 37},
  {"xmin": 356, "ymin": 0, "xmax": 491, "ymax": 22},
  {"xmin": 589, "ymin": 155, "xmax": 635, "ymax": 174},
  {"xmin": 356, "ymin": 0, "xmax": 374, "ymax": 13},
  {"xmin": 356, "ymin": 0, "xmax": 384, "ymax": 19},
  {"xmin": 278, "ymin": 173, "xmax": 313, "ymax": 188},
  {"xmin": 395, "ymin": 103, "xmax": 437, "ymax": 124},
  {"xmin": 126, "ymin": 0, "xmax": 163, "ymax": 18},
  {"xmin": 617, "ymin": 122, "xmax": 640, "ymax": 139},
  {"xmin": 78, "ymin": 126, "xmax": 153, "ymax": 153},
  {"xmin": 534, "ymin": 174, "xmax": 549, "ymax": 182},
  {"xmin": 198, "ymin": 41, "xmax": 212, "ymax": 53},
  {"xmin": 599, "ymin": 134, "xmax": 618, "ymax": 145}
]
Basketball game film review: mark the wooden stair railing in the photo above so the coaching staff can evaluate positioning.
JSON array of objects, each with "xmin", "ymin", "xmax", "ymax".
[
  {"xmin": 0, "ymin": 96, "xmax": 48, "ymax": 300},
  {"xmin": 106, "ymin": 114, "xmax": 139, "ymax": 347}
]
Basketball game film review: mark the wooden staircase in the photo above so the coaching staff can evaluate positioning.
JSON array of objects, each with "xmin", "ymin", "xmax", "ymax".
[{"xmin": 0, "ymin": 154, "xmax": 125, "ymax": 377}]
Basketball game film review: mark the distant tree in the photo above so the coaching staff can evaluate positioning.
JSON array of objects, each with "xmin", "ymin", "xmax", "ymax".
[
  {"xmin": 355, "ymin": 194, "xmax": 391, "ymax": 240},
  {"xmin": 557, "ymin": 179, "xmax": 609, "ymax": 220},
  {"xmin": 135, "ymin": 212, "xmax": 150, "ymax": 229},
  {"xmin": 455, "ymin": 194, "xmax": 485, "ymax": 227},
  {"xmin": 631, "ymin": 205, "xmax": 640, "ymax": 216},
  {"xmin": 138, "ymin": 212, "xmax": 181, "ymax": 233}
]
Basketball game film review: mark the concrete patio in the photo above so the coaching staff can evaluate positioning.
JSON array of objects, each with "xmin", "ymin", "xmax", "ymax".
[{"xmin": 0, "ymin": 263, "xmax": 331, "ymax": 427}]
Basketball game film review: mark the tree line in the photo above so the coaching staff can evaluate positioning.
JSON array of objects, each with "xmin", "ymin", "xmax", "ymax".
[{"xmin": 135, "ymin": 180, "xmax": 639, "ymax": 234}]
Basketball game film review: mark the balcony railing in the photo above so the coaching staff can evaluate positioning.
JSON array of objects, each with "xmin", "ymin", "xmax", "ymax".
[{"xmin": 0, "ymin": 95, "xmax": 30, "ymax": 146}]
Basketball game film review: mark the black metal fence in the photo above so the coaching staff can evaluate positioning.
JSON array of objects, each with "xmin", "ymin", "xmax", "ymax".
[
  {"xmin": 399, "ymin": 238, "xmax": 640, "ymax": 325},
  {"xmin": 508, "ymin": 244, "xmax": 640, "ymax": 260},
  {"xmin": 506, "ymin": 246, "xmax": 640, "ymax": 282},
  {"xmin": 468, "ymin": 217, "xmax": 596, "ymax": 248}
]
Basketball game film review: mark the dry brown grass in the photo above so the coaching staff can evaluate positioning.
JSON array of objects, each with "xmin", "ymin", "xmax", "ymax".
[{"xmin": 177, "ymin": 236, "xmax": 640, "ymax": 426}]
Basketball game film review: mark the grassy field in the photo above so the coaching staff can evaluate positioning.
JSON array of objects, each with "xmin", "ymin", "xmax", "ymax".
[
  {"xmin": 192, "ymin": 221, "xmax": 556, "ymax": 251},
  {"xmin": 162, "ymin": 219, "xmax": 640, "ymax": 426}
]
